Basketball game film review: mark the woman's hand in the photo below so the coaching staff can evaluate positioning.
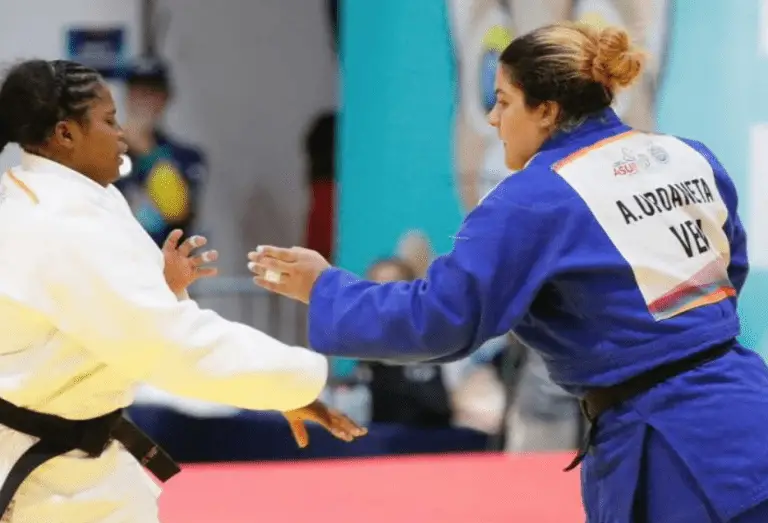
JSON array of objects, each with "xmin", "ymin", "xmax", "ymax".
[
  {"xmin": 163, "ymin": 229, "xmax": 218, "ymax": 295},
  {"xmin": 247, "ymin": 246, "xmax": 330, "ymax": 304},
  {"xmin": 283, "ymin": 400, "xmax": 367, "ymax": 448}
]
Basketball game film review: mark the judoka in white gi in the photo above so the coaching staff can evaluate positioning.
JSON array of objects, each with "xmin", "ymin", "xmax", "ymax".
[{"xmin": 0, "ymin": 59, "xmax": 364, "ymax": 523}]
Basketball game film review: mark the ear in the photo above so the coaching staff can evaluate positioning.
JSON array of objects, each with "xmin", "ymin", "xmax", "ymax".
[
  {"xmin": 51, "ymin": 120, "xmax": 81, "ymax": 151},
  {"xmin": 538, "ymin": 101, "xmax": 561, "ymax": 130}
]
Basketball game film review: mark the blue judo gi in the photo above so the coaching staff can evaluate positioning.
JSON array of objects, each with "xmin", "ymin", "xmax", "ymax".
[{"xmin": 307, "ymin": 109, "xmax": 768, "ymax": 522}]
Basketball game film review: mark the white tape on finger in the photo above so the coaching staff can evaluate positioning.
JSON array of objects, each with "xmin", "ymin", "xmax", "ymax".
[{"xmin": 264, "ymin": 270, "xmax": 281, "ymax": 283}]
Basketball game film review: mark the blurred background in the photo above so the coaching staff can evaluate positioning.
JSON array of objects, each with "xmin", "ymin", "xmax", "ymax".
[{"xmin": 2, "ymin": 0, "xmax": 768, "ymax": 521}]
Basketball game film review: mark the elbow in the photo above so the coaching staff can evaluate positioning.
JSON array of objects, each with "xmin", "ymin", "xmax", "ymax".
[
  {"xmin": 413, "ymin": 299, "xmax": 480, "ymax": 358},
  {"xmin": 370, "ymin": 316, "xmax": 478, "ymax": 361},
  {"xmin": 418, "ymin": 329, "xmax": 476, "ymax": 361}
]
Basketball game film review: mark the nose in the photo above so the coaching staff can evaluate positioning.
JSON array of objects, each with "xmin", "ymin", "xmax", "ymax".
[
  {"xmin": 487, "ymin": 105, "xmax": 499, "ymax": 128},
  {"xmin": 116, "ymin": 129, "xmax": 128, "ymax": 154}
]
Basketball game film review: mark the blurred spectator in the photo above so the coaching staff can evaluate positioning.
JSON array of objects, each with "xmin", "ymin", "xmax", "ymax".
[
  {"xmin": 364, "ymin": 257, "xmax": 453, "ymax": 427},
  {"xmin": 449, "ymin": 334, "xmax": 511, "ymax": 436},
  {"xmin": 396, "ymin": 230, "xmax": 433, "ymax": 278},
  {"xmin": 394, "ymin": 230, "xmax": 510, "ymax": 434},
  {"xmin": 304, "ymin": 111, "xmax": 336, "ymax": 261},
  {"xmin": 114, "ymin": 57, "xmax": 207, "ymax": 246},
  {"xmin": 504, "ymin": 342, "xmax": 582, "ymax": 452}
]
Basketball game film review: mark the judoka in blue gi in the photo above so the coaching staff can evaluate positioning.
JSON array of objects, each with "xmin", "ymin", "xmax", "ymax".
[{"xmin": 249, "ymin": 21, "xmax": 768, "ymax": 523}]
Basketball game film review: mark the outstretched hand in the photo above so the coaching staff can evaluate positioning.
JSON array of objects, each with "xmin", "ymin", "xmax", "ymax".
[
  {"xmin": 283, "ymin": 400, "xmax": 367, "ymax": 448},
  {"xmin": 248, "ymin": 246, "xmax": 330, "ymax": 304},
  {"xmin": 162, "ymin": 229, "xmax": 219, "ymax": 295}
]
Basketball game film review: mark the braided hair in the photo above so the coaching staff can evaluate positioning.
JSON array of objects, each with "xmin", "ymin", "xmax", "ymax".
[{"xmin": 0, "ymin": 60, "xmax": 103, "ymax": 154}]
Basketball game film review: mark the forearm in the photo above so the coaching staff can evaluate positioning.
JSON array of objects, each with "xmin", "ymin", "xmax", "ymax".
[
  {"xmin": 307, "ymin": 267, "xmax": 480, "ymax": 361},
  {"xmin": 117, "ymin": 303, "xmax": 328, "ymax": 412}
]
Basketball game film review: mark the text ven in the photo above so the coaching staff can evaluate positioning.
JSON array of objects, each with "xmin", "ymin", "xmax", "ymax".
[{"xmin": 669, "ymin": 219, "xmax": 710, "ymax": 258}]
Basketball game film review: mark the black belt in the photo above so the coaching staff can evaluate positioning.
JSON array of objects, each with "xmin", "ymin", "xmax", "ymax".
[
  {"xmin": 0, "ymin": 398, "xmax": 180, "ymax": 519},
  {"xmin": 563, "ymin": 341, "xmax": 732, "ymax": 472}
]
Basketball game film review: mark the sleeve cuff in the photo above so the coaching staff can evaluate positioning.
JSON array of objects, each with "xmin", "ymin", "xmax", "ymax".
[
  {"xmin": 307, "ymin": 267, "xmax": 359, "ymax": 354},
  {"xmin": 280, "ymin": 350, "xmax": 329, "ymax": 411}
]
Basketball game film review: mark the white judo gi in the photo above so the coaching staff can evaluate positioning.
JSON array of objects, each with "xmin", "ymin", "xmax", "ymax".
[{"xmin": 0, "ymin": 152, "xmax": 328, "ymax": 522}]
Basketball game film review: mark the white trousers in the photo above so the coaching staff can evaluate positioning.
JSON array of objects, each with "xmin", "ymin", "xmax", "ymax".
[{"xmin": 0, "ymin": 426, "xmax": 162, "ymax": 523}]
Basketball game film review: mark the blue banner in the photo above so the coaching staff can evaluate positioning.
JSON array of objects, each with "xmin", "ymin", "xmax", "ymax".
[{"xmin": 66, "ymin": 27, "xmax": 128, "ymax": 79}]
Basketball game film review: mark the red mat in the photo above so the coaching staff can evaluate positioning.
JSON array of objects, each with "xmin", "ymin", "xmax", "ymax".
[{"xmin": 159, "ymin": 453, "xmax": 583, "ymax": 522}]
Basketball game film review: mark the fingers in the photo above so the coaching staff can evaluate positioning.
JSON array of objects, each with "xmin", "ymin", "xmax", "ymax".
[
  {"xmin": 248, "ymin": 245, "xmax": 298, "ymax": 263},
  {"xmin": 251, "ymin": 277, "xmax": 289, "ymax": 297},
  {"xmin": 310, "ymin": 405, "xmax": 366, "ymax": 443},
  {"xmin": 328, "ymin": 411, "xmax": 368, "ymax": 442},
  {"xmin": 247, "ymin": 245, "xmax": 325, "ymax": 305},
  {"xmin": 194, "ymin": 266, "xmax": 219, "ymax": 279},
  {"xmin": 247, "ymin": 259, "xmax": 288, "ymax": 279},
  {"xmin": 285, "ymin": 402, "xmax": 367, "ymax": 447},
  {"xmin": 288, "ymin": 419, "xmax": 310, "ymax": 449},
  {"xmin": 162, "ymin": 229, "xmax": 184, "ymax": 252},
  {"xmin": 246, "ymin": 252, "xmax": 294, "ymax": 288},
  {"xmin": 179, "ymin": 235, "xmax": 208, "ymax": 257},
  {"xmin": 189, "ymin": 249, "xmax": 219, "ymax": 267},
  {"xmin": 190, "ymin": 250, "xmax": 219, "ymax": 281}
]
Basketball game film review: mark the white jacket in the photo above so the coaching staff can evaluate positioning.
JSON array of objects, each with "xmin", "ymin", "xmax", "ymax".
[{"xmin": 0, "ymin": 153, "xmax": 328, "ymax": 522}]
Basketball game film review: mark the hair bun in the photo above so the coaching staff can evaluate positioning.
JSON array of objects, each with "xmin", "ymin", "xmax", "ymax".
[{"xmin": 591, "ymin": 27, "xmax": 645, "ymax": 90}]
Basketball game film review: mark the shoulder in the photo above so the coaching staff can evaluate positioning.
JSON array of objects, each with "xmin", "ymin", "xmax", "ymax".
[
  {"xmin": 158, "ymin": 133, "xmax": 206, "ymax": 163},
  {"xmin": 669, "ymin": 136, "xmax": 739, "ymax": 205},
  {"xmin": 673, "ymin": 136, "xmax": 727, "ymax": 171},
  {"xmin": 177, "ymin": 144, "xmax": 206, "ymax": 165},
  {"xmin": 161, "ymin": 138, "xmax": 207, "ymax": 184},
  {"xmin": 675, "ymin": 136, "xmax": 713, "ymax": 156},
  {"xmin": 480, "ymin": 157, "xmax": 584, "ymax": 213},
  {"xmin": 107, "ymin": 184, "xmax": 134, "ymax": 211},
  {"xmin": 465, "ymin": 160, "xmax": 586, "ymax": 245},
  {"xmin": 0, "ymin": 199, "xmax": 104, "ymax": 278}
]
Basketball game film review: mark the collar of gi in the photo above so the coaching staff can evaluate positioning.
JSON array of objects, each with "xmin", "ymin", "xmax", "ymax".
[
  {"xmin": 19, "ymin": 151, "xmax": 114, "ymax": 202},
  {"xmin": 539, "ymin": 107, "xmax": 624, "ymax": 152}
]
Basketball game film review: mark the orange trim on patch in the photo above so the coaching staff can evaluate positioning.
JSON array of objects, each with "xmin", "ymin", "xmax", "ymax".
[
  {"xmin": 656, "ymin": 287, "xmax": 736, "ymax": 316},
  {"xmin": 5, "ymin": 170, "xmax": 39, "ymax": 204},
  {"xmin": 553, "ymin": 130, "xmax": 638, "ymax": 171},
  {"xmin": 669, "ymin": 286, "xmax": 737, "ymax": 317}
]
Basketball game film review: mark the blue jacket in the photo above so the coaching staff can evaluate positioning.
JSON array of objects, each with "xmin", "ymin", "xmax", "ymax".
[
  {"xmin": 307, "ymin": 108, "xmax": 748, "ymax": 396},
  {"xmin": 308, "ymin": 109, "xmax": 768, "ymax": 519}
]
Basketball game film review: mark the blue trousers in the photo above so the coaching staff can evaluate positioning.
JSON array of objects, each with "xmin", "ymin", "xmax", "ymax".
[
  {"xmin": 732, "ymin": 502, "xmax": 768, "ymax": 523},
  {"xmin": 620, "ymin": 428, "xmax": 768, "ymax": 523},
  {"xmin": 582, "ymin": 347, "xmax": 768, "ymax": 523}
]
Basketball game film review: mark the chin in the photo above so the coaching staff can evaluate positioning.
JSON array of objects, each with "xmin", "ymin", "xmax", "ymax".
[
  {"xmin": 104, "ymin": 168, "xmax": 121, "ymax": 185},
  {"xmin": 505, "ymin": 150, "xmax": 536, "ymax": 171},
  {"xmin": 504, "ymin": 157, "xmax": 524, "ymax": 171}
]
